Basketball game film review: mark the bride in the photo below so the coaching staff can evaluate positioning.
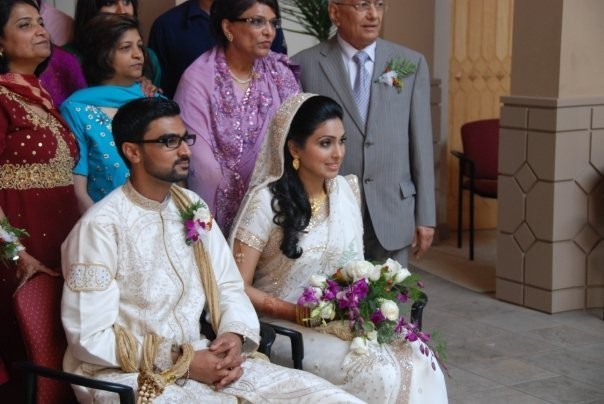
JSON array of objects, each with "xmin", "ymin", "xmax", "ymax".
[{"xmin": 229, "ymin": 93, "xmax": 448, "ymax": 403}]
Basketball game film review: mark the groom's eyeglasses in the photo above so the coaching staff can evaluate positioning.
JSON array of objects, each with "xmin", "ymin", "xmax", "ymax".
[{"xmin": 132, "ymin": 133, "xmax": 197, "ymax": 150}]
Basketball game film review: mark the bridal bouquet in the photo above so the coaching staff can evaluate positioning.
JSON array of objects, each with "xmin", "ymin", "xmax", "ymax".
[{"xmin": 298, "ymin": 259, "xmax": 437, "ymax": 358}]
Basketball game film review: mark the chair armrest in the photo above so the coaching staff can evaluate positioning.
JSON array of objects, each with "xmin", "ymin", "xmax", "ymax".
[
  {"xmin": 261, "ymin": 322, "xmax": 305, "ymax": 370},
  {"xmin": 450, "ymin": 150, "xmax": 475, "ymax": 180},
  {"xmin": 13, "ymin": 361, "xmax": 135, "ymax": 404},
  {"xmin": 450, "ymin": 150, "xmax": 466, "ymax": 160},
  {"xmin": 258, "ymin": 322, "xmax": 276, "ymax": 356},
  {"xmin": 410, "ymin": 291, "xmax": 428, "ymax": 331}
]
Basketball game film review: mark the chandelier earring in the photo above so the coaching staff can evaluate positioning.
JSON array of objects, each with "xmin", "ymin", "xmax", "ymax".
[
  {"xmin": 292, "ymin": 157, "xmax": 300, "ymax": 171},
  {"xmin": 225, "ymin": 32, "xmax": 234, "ymax": 42}
]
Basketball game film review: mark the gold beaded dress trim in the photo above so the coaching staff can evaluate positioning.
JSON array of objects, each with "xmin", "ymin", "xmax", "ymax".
[{"xmin": 0, "ymin": 86, "xmax": 75, "ymax": 189}]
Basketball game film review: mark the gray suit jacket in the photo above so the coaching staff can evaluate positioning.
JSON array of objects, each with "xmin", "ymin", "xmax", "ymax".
[{"xmin": 292, "ymin": 37, "xmax": 435, "ymax": 250}]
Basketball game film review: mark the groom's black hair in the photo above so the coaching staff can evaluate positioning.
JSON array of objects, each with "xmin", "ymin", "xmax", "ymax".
[{"xmin": 112, "ymin": 97, "xmax": 180, "ymax": 168}]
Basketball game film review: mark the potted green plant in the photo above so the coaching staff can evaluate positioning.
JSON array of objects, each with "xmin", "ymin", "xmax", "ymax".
[{"xmin": 280, "ymin": 0, "xmax": 334, "ymax": 42}]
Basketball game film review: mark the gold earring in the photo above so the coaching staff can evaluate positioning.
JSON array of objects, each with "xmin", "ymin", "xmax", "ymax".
[
  {"xmin": 226, "ymin": 32, "xmax": 233, "ymax": 42},
  {"xmin": 0, "ymin": 49, "xmax": 3, "ymax": 58},
  {"xmin": 292, "ymin": 157, "xmax": 300, "ymax": 171}
]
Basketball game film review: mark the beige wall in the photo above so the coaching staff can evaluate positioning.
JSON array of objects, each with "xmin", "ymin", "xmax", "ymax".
[
  {"xmin": 559, "ymin": 0, "xmax": 604, "ymax": 96},
  {"xmin": 383, "ymin": 0, "xmax": 435, "ymax": 75},
  {"xmin": 511, "ymin": 0, "xmax": 604, "ymax": 98},
  {"xmin": 510, "ymin": 0, "xmax": 562, "ymax": 97}
]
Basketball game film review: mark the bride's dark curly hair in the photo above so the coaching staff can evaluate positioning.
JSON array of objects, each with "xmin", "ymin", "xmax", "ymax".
[{"xmin": 269, "ymin": 95, "xmax": 343, "ymax": 259}]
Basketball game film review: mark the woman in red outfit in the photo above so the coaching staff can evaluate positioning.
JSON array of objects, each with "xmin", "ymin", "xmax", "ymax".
[{"xmin": 0, "ymin": 0, "xmax": 80, "ymax": 399}]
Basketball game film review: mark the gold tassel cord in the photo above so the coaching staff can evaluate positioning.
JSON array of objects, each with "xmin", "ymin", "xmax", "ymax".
[{"xmin": 170, "ymin": 185, "xmax": 221, "ymax": 332}]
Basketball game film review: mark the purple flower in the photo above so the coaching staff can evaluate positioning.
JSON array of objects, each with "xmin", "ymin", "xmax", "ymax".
[
  {"xmin": 417, "ymin": 331, "xmax": 431, "ymax": 343},
  {"xmin": 370, "ymin": 309, "xmax": 386, "ymax": 324},
  {"xmin": 396, "ymin": 292, "xmax": 409, "ymax": 303},
  {"xmin": 297, "ymin": 286, "xmax": 320, "ymax": 306},
  {"xmin": 323, "ymin": 279, "xmax": 341, "ymax": 301},
  {"xmin": 185, "ymin": 220, "xmax": 200, "ymax": 243},
  {"xmin": 337, "ymin": 279, "xmax": 369, "ymax": 310},
  {"xmin": 405, "ymin": 331, "xmax": 419, "ymax": 342},
  {"xmin": 395, "ymin": 316, "xmax": 407, "ymax": 334}
]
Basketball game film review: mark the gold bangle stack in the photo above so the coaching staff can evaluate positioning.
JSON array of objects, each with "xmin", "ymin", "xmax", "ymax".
[{"xmin": 295, "ymin": 305, "xmax": 320, "ymax": 327}]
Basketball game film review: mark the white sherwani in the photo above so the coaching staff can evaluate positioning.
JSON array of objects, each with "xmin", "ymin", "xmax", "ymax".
[{"xmin": 61, "ymin": 181, "xmax": 362, "ymax": 403}]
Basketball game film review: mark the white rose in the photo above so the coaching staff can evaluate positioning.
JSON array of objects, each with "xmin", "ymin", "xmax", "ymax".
[
  {"xmin": 366, "ymin": 330, "xmax": 378, "ymax": 343},
  {"xmin": 378, "ymin": 70, "xmax": 397, "ymax": 86},
  {"xmin": 393, "ymin": 267, "xmax": 412, "ymax": 283},
  {"xmin": 383, "ymin": 258, "xmax": 411, "ymax": 283},
  {"xmin": 343, "ymin": 260, "xmax": 377, "ymax": 282},
  {"xmin": 310, "ymin": 274, "xmax": 327, "ymax": 288},
  {"xmin": 318, "ymin": 301, "xmax": 336, "ymax": 320},
  {"xmin": 193, "ymin": 206, "xmax": 211, "ymax": 223},
  {"xmin": 380, "ymin": 299, "xmax": 400, "ymax": 321},
  {"xmin": 367, "ymin": 265, "xmax": 381, "ymax": 281},
  {"xmin": 0, "ymin": 227, "xmax": 15, "ymax": 242},
  {"xmin": 384, "ymin": 258, "xmax": 402, "ymax": 272},
  {"xmin": 312, "ymin": 287, "xmax": 323, "ymax": 300},
  {"xmin": 350, "ymin": 337, "xmax": 369, "ymax": 355}
]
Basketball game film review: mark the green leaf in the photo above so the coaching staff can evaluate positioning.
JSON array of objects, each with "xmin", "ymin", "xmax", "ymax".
[{"xmin": 280, "ymin": 0, "xmax": 334, "ymax": 42}]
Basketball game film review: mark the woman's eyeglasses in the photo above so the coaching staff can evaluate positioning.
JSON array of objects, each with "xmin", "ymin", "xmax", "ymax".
[
  {"xmin": 232, "ymin": 16, "xmax": 282, "ymax": 30},
  {"xmin": 333, "ymin": 0, "xmax": 387, "ymax": 12},
  {"xmin": 131, "ymin": 133, "xmax": 197, "ymax": 150}
]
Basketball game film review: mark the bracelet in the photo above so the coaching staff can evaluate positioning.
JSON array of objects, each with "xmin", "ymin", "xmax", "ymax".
[{"xmin": 295, "ymin": 305, "xmax": 317, "ymax": 327}]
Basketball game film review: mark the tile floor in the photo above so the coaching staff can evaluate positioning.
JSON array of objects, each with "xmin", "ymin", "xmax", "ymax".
[{"xmin": 416, "ymin": 232, "xmax": 604, "ymax": 404}]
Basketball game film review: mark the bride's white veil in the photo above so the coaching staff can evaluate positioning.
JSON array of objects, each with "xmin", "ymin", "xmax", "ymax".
[{"xmin": 228, "ymin": 93, "xmax": 318, "ymax": 245}]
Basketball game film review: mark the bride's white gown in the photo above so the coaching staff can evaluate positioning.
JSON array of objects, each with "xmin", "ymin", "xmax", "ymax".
[{"xmin": 233, "ymin": 176, "xmax": 448, "ymax": 403}]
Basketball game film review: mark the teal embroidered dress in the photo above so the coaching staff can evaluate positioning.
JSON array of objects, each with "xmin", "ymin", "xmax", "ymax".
[{"xmin": 61, "ymin": 82, "xmax": 148, "ymax": 202}]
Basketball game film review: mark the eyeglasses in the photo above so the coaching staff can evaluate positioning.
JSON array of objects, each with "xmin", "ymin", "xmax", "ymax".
[
  {"xmin": 333, "ymin": 0, "xmax": 387, "ymax": 12},
  {"xmin": 132, "ymin": 133, "xmax": 197, "ymax": 149},
  {"xmin": 231, "ymin": 16, "xmax": 282, "ymax": 30}
]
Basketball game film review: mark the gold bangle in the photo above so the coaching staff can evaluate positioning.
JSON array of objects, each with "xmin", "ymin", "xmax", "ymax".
[{"xmin": 295, "ymin": 305, "xmax": 311, "ymax": 327}]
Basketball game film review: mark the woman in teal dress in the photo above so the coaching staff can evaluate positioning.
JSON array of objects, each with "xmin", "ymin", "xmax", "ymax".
[
  {"xmin": 63, "ymin": 0, "xmax": 162, "ymax": 87},
  {"xmin": 61, "ymin": 14, "xmax": 159, "ymax": 212}
]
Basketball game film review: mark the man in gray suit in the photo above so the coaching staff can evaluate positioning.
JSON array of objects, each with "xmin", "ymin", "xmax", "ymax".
[{"xmin": 291, "ymin": 0, "xmax": 435, "ymax": 266}]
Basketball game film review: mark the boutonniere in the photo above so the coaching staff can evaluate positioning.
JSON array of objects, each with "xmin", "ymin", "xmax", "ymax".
[
  {"xmin": 375, "ymin": 57, "xmax": 417, "ymax": 93},
  {"xmin": 180, "ymin": 200, "xmax": 213, "ymax": 245}
]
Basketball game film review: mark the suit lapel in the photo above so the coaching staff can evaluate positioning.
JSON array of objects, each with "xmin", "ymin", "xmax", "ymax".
[
  {"xmin": 319, "ymin": 37, "xmax": 366, "ymax": 133},
  {"xmin": 367, "ymin": 39, "xmax": 392, "ymax": 129}
]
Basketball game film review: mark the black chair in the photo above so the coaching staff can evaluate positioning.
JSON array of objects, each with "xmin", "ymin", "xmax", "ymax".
[
  {"xmin": 13, "ymin": 274, "xmax": 135, "ymax": 404},
  {"xmin": 451, "ymin": 119, "xmax": 499, "ymax": 260},
  {"xmin": 411, "ymin": 291, "xmax": 428, "ymax": 331}
]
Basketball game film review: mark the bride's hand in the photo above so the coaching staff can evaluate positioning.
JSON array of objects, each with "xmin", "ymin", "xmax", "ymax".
[{"xmin": 15, "ymin": 250, "xmax": 58, "ymax": 292}]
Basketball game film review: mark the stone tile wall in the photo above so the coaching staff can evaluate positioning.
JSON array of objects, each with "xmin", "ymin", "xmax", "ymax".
[{"xmin": 497, "ymin": 95, "xmax": 604, "ymax": 313}]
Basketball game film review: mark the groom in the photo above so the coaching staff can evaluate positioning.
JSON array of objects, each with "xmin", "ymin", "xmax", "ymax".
[
  {"xmin": 292, "ymin": 0, "xmax": 436, "ymax": 267},
  {"xmin": 60, "ymin": 97, "xmax": 362, "ymax": 403}
]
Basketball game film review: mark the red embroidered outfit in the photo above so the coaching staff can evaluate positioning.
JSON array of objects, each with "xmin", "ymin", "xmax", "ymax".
[{"xmin": 0, "ymin": 73, "xmax": 80, "ymax": 399}]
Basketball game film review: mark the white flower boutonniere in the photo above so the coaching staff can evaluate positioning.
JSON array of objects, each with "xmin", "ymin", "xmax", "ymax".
[
  {"xmin": 375, "ymin": 57, "xmax": 417, "ymax": 93},
  {"xmin": 181, "ymin": 200, "xmax": 213, "ymax": 245}
]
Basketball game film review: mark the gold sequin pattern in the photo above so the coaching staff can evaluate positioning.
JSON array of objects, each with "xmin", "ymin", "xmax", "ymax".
[
  {"xmin": 235, "ymin": 227, "xmax": 266, "ymax": 252},
  {"xmin": 389, "ymin": 339, "xmax": 414, "ymax": 403},
  {"xmin": 0, "ymin": 86, "xmax": 75, "ymax": 189}
]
